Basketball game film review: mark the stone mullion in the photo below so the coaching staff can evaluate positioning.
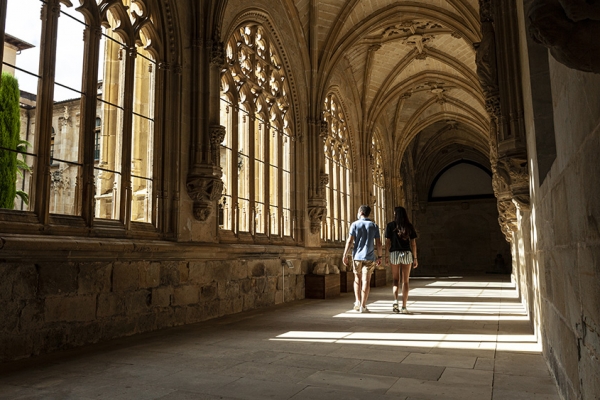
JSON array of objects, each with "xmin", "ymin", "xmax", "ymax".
[
  {"xmin": 263, "ymin": 124, "xmax": 270, "ymax": 237},
  {"xmin": 248, "ymin": 108, "xmax": 256, "ymax": 235},
  {"xmin": 276, "ymin": 130, "xmax": 283, "ymax": 238},
  {"xmin": 325, "ymin": 148, "xmax": 333, "ymax": 240},
  {"xmin": 119, "ymin": 46, "xmax": 137, "ymax": 229},
  {"xmin": 231, "ymin": 97, "xmax": 240, "ymax": 234},
  {"xmin": 0, "ymin": 0, "xmax": 6, "ymax": 75},
  {"xmin": 34, "ymin": 1, "xmax": 61, "ymax": 225},
  {"xmin": 153, "ymin": 60, "xmax": 168, "ymax": 233},
  {"xmin": 80, "ymin": 25, "xmax": 102, "ymax": 227}
]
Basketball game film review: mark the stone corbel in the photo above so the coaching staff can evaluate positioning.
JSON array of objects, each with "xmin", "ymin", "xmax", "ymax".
[
  {"xmin": 308, "ymin": 199, "xmax": 327, "ymax": 234},
  {"xmin": 529, "ymin": 0, "xmax": 600, "ymax": 74},
  {"xmin": 497, "ymin": 198, "xmax": 518, "ymax": 241},
  {"xmin": 186, "ymin": 167, "xmax": 224, "ymax": 221},
  {"xmin": 497, "ymin": 156, "xmax": 531, "ymax": 210}
]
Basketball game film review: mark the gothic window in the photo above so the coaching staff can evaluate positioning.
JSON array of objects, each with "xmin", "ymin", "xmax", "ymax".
[
  {"xmin": 220, "ymin": 24, "xmax": 294, "ymax": 239},
  {"xmin": 372, "ymin": 135, "xmax": 385, "ymax": 229},
  {"xmin": 322, "ymin": 93, "xmax": 352, "ymax": 242},
  {"xmin": 0, "ymin": 0, "xmax": 161, "ymax": 228}
]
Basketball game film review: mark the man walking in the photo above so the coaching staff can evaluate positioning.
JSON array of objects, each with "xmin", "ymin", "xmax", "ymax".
[{"xmin": 342, "ymin": 205, "xmax": 383, "ymax": 313}]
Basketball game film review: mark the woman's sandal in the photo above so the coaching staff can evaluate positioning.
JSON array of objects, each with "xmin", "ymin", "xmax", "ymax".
[{"xmin": 393, "ymin": 303, "xmax": 399, "ymax": 314}]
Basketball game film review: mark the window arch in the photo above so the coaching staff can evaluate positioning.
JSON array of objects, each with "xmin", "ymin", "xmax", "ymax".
[
  {"xmin": 372, "ymin": 135, "xmax": 385, "ymax": 229},
  {"xmin": 322, "ymin": 93, "xmax": 352, "ymax": 242},
  {"xmin": 219, "ymin": 24, "xmax": 294, "ymax": 240},
  {"xmin": 0, "ymin": 0, "xmax": 163, "ymax": 229}
]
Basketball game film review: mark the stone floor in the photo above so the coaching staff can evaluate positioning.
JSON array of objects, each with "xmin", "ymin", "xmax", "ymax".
[{"xmin": 0, "ymin": 275, "xmax": 561, "ymax": 400}]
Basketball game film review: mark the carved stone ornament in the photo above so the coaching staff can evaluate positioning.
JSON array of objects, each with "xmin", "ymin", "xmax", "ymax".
[
  {"xmin": 210, "ymin": 124, "xmax": 226, "ymax": 166},
  {"xmin": 320, "ymin": 120, "xmax": 329, "ymax": 142},
  {"xmin": 497, "ymin": 199, "xmax": 518, "ymax": 242},
  {"xmin": 186, "ymin": 175, "xmax": 224, "ymax": 221},
  {"xmin": 319, "ymin": 173, "xmax": 329, "ymax": 194},
  {"xmin": 308, "ymin": 204, "xmax": 327, "ymax": 234},
  {"xmin": 210, "ymin": 41, "xmax": 225, "ymax": 68},
  {"xmin": 529, "ymin": 0, "xmax": 600, "ymax": 74}
]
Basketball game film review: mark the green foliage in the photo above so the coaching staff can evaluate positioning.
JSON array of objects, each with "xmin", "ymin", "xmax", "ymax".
[{"xmin": 0, "ymin": 72, "xmax": 22, "ymax": 209}]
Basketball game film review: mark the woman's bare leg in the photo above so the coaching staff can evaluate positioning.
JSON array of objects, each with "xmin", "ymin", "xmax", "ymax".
[
  {"xmin": 400, "ymin": 263, "xmax": 412, "ymax": 308},
  {"xmin": 391, "ymin": 264, "xmax": 400, "ymax": 301}
]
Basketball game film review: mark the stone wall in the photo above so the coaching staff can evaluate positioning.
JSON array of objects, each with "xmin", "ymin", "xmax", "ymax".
[
  {"xmin": 0, "ymin": 239, "xmax": 342, "ymax": 362},
  {"xmin": 413, "ymin": 199, "xmax": 511, "ymax": 276},
  {"xmin": 516, "ymin": 4, "xmax": 600, "ymax": 395}
]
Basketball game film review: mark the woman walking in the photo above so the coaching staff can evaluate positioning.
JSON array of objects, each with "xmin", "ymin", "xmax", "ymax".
[{"xmin": 385, "ymin": 206, "xmax": 418, "ymax": 314}]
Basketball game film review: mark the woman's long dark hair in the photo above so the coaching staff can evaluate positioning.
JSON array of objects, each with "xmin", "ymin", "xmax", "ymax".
[{"xmin": 394, "ymin": 206, "xmax": 415, "ymax": 240}]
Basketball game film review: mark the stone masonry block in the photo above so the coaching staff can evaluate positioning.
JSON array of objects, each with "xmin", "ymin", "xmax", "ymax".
[
  {"xmin": 125, "ymin": 290, "xmax": 151, "ymax": 315},
  {"xmin": 45, "ymin": 295, "xmax": 96, "ymax": 322},
  {"xmin": 151, "ymin": 287, "xmax": 173, "ymax": 308},
  {"xmin": 0, "ymin": 264, "xmax": 37, "ymax": 301},
  {"xmin": 160, "ymin": 261, "xmax": 187, "ymax": 286},
  {"xmin": 78, "ymin": 262, "xmax": 112, "ymax": 295},
  {"xmin": 189, "ymin": 261, "xmax": 210, "ymax": 286},
  {"xmin": 208, "ymin": 261, "xmax": 232, "ymax": 283},
  {"xmin": 0, "ymin": 300, "xmax": 20, "ymax": 332},
  {"xmin": 173, "ymin": 285, "xmax": 199, "ymax": 306},
  {"xmin": 200, "ymin": 284, "xmax": 217, "ymax": 301},
  {"xmin": 38, "ymin": 263, "xmax": 78, "ymax": 296},
  {"xmin": 229, "ymin": 260, "xmax": 249, "ymax": 280},
  {"xmin": 139, "ymin": 262, "xmax": 160, "ymax": 288},
  {"xmin": 240, "ymin": 279, "xmax": 253, "ymax": 294},
  {"xmin": 112, "ymin": 262, "xmax": 139, "ymax": 292},
  {"xmin": 97, "ymin": 293, "xmax": 126, "ymax": 318},
  {"xmin": 251, "ymin": 262, "xmax": 266, "ymax": 277},
  {"xmin": 178, "ymin": 262, "xmax": 189, "ymax": 283},
  {"xmin": 243, "ymin": 293, "xmax": 255, "ymax": 311},
  {"xmin": 18, "ymin": 300, "xmax": 44, "ymax": 332},
  {"xmin": 218, "ymin": 281, "xmax": 240, "ymax": 299}
]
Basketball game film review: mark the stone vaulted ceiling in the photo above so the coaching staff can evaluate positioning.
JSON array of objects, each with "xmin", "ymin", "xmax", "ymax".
[{"xmin": 297, "ymin": 0, "xmax": 487, "ymax": 173}]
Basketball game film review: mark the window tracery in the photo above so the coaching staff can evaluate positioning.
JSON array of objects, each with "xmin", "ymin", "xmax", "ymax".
[
  {"xmin": 372, "ymin": 135, "xmax": 385, "ymax": 229},
  {"xmin": 0, "ymin": 0, "xmax": 161, "ymax": 228},
  {"xmin": 219, "ymin": 24, "xmax": 294, "ymax": 239},
  {"xmin": 322, "ymin": 93, "xmax": 352, "ymax": 242}
]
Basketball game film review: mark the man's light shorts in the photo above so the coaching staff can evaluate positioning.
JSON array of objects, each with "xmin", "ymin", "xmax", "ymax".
[{"xmin": 352, "ymin": 260, "xmax": 376, "ymax": 275}]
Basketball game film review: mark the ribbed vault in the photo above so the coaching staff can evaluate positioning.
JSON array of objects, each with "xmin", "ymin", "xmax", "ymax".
[{"xmin": 309, "ymin": 0, "xmax": 486, "ymax": 201}]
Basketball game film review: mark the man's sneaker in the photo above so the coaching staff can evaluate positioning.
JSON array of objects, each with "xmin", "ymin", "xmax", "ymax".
[
  {"xmin": 393, "ymin": 303, "xmax": 399, "ymax": 313},
  {"xmin": 401, "ymin": 307, "xmax": 409, "ymax": 314},
  {"xmin": 353, "ymin": 301, "xmax": 360, "ymax": 311},
  {"xmin": 360, "ymin": 306, "xmax": 370, "ymax": 313}
]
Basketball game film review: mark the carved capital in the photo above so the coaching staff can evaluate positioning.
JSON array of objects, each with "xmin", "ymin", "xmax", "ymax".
[
  {"xmin": 186, "ymin": 175, "xmax": 224, "ymax": 221},
  {"xmin": 497, "ymin": 199, "xmax": 518, "ymax": 242},
  {"xmin": 319, "ymin": 173, "xmax": 329, "ymax": 194},
  {"xmin": 308, "ymin": 204, "xmax": 327, "ymax": 234},
  {"xmin": 210, "ymin": 124, "xmax": 226, "ymax": 145},
  {"xmin": 320, "ymin": 120, "xmax": 329, "ymax": 142},
  {"xmin": 210, "ymin": 41, "xmax": 225, "ymax": 68}
]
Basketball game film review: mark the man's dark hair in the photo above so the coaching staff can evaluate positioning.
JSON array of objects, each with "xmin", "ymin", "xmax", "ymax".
[{"xmin": 358, "ymin": 205, "xmax": 371, "ymax": 217}]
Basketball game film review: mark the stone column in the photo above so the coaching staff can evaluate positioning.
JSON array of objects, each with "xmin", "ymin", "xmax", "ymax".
[{"xmin": 185, "ymin": 33, "xmax": 225, "ymax": 223}]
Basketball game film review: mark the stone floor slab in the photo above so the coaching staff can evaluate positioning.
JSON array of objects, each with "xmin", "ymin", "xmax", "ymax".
[
  {"xmin": 0, "ymin": 276, "xmax": 561, "ymax": 400},
  {"xmin": 351, "ymin": 360, "xmax": 445, "ymax": 381}
]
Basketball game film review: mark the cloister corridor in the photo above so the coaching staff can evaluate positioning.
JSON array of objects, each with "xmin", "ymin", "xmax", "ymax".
[{"xmin": 0, "ymin": 276, "xmax": 560, "ymax": 400}]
